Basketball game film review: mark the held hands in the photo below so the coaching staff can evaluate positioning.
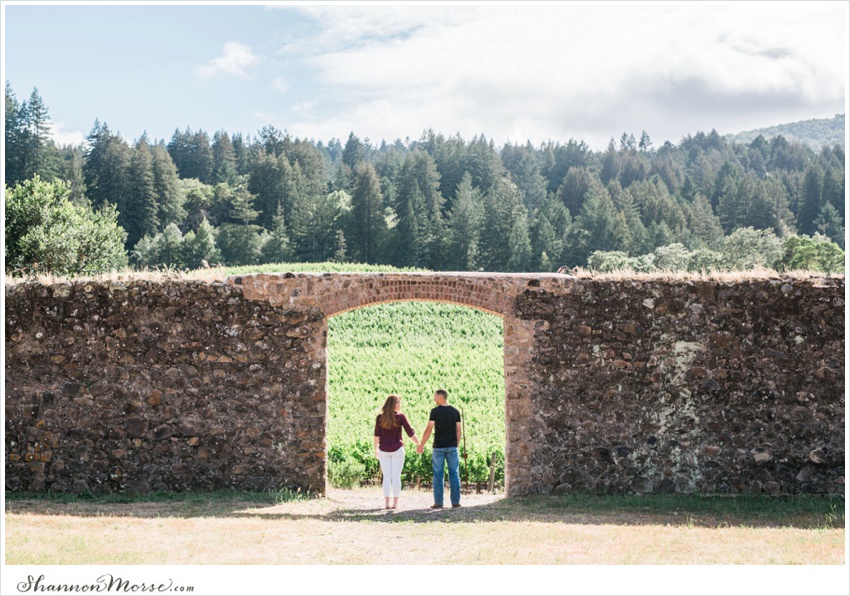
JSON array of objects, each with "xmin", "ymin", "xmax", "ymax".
[{"xmin": 416, "ymin": 444, "xmax": 424, "ymax": 454}]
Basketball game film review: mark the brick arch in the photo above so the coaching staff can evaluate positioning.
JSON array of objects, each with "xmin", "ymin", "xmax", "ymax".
[
  {"xmin": 323, "ymin": 279, "xmax": 513, "ymax": 318},
  {"xmin": 228, "ymin": 271, "xmax": 573, "ymax": 496},
  {"xmin": 231, "ymin": 272, "xmax": 540, "ymax": 317}
]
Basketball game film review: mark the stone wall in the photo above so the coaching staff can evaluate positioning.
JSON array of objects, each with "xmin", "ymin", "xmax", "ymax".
[
  {"xmin": 5, "ymin": 280, "xmax": 327, "ymax": 494},
  {"xmin": 515, "ymin": 278, "xmax": 845, "ymax": 495},
  {"xmin": 5, "ymin": 274, "xmax": 845, "ymax": 496}
]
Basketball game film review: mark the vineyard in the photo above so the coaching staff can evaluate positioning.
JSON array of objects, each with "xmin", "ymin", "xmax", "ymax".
[{"xmin": 327, "ymin": 302, "xmax": 506, "ymax": 489}]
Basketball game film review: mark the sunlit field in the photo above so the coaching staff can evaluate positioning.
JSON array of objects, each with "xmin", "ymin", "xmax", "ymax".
[{"xmin": 5, "ymin": 490, "xmax": 844, "ymax": 565}]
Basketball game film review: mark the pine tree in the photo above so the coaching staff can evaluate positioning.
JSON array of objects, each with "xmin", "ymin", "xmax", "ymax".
[
  {"xmin": 530, "ymin": 213, "xmax": 559, "ymax": 271},
  {"xmin": 154, "ymin": 223, "xmax": 185, "ymax": 268},
  {"xmin": 285, "ymin": 137, "xmax": 329, "ymax": 200},
  {"xmin": 151, "ymin": 143, "xmax": 185, "ymax": 227},
  {"xmin": 479, "ymin": 178, "xmax": 527, "ymax": 271},
  {"xmin": 646, "ymin": 221, "xmax": 676, "ymax": 250},
  {"xmin": 821, "ymin": 166, "xmax": 845, "ymax": 220},
  {"xmin": 248, "ymin": 151, "xmax": 285, "ymax": 226},
  {"xmin": 181, "ymin": 217, "xmax": 219, "ymax": 268},
  {"xmin": 395, "ymin": 189, "xmax": 424, "ymax": 267},
  {"xmin": 212, "ymin": 130, "xmax": 238, "ymax": 185},
  {"xmin": 247, "ymin": 150, "xmax": 306, "ymax": 229},
  {"xmin": 425, "ymin": 193, "xmax": 448, "ymax": 269},
  {"xmin": 229, "ymin": 185, "xmax": 260, "ymax": 225},
  {"xmin": 688, "ymin": 193, "xmax": 724, "ymax": 248},
  {"xmin": 166, "ymin": 127, "xmax": 191, "ymax": 177},
  {"xmin": 634, "ymin": 175, "xmax": 688, "ymax": 237},
  {"xmin": 513, "ymin": 151, "xmax": 548, "ymax": 210},
  {"xmin": 348, "ymin": 162, "xmax": 386, "ymax": 264},
  {"xmin": 506, "ymin": 211, "xmax": 532, "ymax": 272},
  {"xmin": 814, "ymin": 203, "xmax": 845, "ymax": 248},
  {"xmin": 463, "ymin": 134, "xmax": 504, "ymax": 194},
  {"xmin": 231, "ymin": 132, "xmax": 250, "ymax": 175},
  {"xmin": 711, "ymin": 161, "xmax": 741, "ymax": 210},
  {"xmin": 610, "ymin": 186, "xmax": 648, "ymax": 254},
  {"xmin": 332, "ymin": 230, "xmax": 348, "ymax": 263},
  {"xmin": 22, "ymin": 88, "xmax": 57, "ymax": 180},
  {"xmin": 83, "ymin": 121, "xmax": 130, "ymax": 209},
  {"xmin": 565, "ymin": 185, "xmax": 627, "ymax": 264},
  {"xmin": 260, "ymin": 206, "xmax": 292, "ymax": 263},
  {"xmin": 124, "ymin": 137, "xmax": 160, "ymax": 248},
  {"xmin": 5, "ymin": 81, "xmax": 26, "ymax": 186},
  {"xmin": 744, "ymin": 177, "xmax": 794, "ymax": 235},
  {"xmin": 555, "ymin": 166, "xmax": 595, "ymax": 216},
  {"xmin": 798, "ymin": 166, "xmax": 823, "ymax": 236},
  {"xmin": 394, "ymin": 150, "xmax": 445, "ymax": 220},
  {"xmin": 540, "ymin": 138, "xmax": 593, "ymax": 196},
  {"xmin": 290, "ymin": 191, "xmax": 345, "ymax": 262},
  {"xmin": 342, "ymin": 132, "xmax": 365, "ymax": 170},
  {"xmin": 716, "ymin": 175, "xmax": 744, "ymax": 233},
  {"xmin": 258, "ymin": 125, "xmax": 287, "ymax": 157},
  {"xmin": 216, "ymin": 190, "xmax": 264, "ymax": 266},
  {"xmin": 190, "ymin": 129, "xmax": 215, "ymax": 184},
  {"xmin": 282, "ymin": 160, "xmax": 308, "ymax": 229},
  {"xmin": 446, "ymin": 173, "xmax": 483, "ymax": 270},
  {"xmin": 539, "ymin": 196, "xmax": 573, "ymax": 266}
]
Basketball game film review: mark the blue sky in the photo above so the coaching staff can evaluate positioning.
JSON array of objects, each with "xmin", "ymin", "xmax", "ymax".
[{"xmin": 2, "ymin": 2, "xmax": 847, "ymax": 151}]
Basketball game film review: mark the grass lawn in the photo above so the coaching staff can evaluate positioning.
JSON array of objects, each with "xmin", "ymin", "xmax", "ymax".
[{"xmin": 4, "ymin": 489, "xmax": 844, "ymax": 565}]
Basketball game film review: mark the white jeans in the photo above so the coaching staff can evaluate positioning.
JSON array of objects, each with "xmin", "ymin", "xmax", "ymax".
[{"xmin": 377, "ymin": 446, "xmax": 405, "ymax": 497}]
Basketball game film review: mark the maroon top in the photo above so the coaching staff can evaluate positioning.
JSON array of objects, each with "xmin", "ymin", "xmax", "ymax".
[{"xmin": 374, "ymin": 413, "xmax": 415, "ymax": 452}]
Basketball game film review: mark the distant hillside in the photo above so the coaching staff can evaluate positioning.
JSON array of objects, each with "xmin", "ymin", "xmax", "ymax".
[{"xmin": 725, "ymin": 114, "xmax": 845, "ymax": 150}]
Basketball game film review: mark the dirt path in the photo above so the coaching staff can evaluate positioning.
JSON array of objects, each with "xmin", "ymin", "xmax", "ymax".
[{"xmin": 319, "ymin": 487, "xmax": 504, "ymax": 519}]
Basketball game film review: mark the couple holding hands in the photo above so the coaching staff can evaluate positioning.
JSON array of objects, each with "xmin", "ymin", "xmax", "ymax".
[{"xmin": 373, "ymin": 389, "xmax": 462, "ymax": 510}]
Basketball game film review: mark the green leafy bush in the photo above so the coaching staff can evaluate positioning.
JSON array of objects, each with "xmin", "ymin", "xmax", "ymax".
[
  {"xmin": 328, "ymin": 455, "xmax": 367, "ymax": 489},
  {"xmin": 5, "ymin": 176, "xmax": 128, "ymax": 276}
]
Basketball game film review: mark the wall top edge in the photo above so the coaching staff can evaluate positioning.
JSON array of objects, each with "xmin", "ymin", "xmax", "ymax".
[{"xmin": 4, "ymin": 272, "xmax": 845, "ymax": 291}]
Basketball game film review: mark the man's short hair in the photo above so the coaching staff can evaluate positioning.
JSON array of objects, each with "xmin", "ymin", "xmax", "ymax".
[{"xmin": 435, "ymin": 389, "xmax": 448, "ymax": 399}]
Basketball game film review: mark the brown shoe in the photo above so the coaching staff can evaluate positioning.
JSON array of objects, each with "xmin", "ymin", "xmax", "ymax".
[
  {"xmin": 430, "ymin": 504, "xmax": 443, "ymax": 509},
  {"xmin": 452, "ymin": 503, "xmax": 462, "ymax": 508}
]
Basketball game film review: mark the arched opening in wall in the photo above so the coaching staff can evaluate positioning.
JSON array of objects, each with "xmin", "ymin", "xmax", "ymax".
[{"xmin": 326, "ymin": 301, "xmax": 506, "ymax": 495}]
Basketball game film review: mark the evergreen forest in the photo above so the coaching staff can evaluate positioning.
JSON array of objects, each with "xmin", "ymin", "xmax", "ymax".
[{"xmin": 5, "ymin": 82, "xmax": 846, "ymax": 276}]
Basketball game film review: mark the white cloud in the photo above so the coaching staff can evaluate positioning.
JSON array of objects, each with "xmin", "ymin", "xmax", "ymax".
[
  {"xmin": 50, "ymin": 121, "xmax": 85, "ymax": 147},
  {"xmin": 286, "ymin": 3, "xmax": 846, "ymax": 148},
  {"xmin": 196, "ymin": 42, "xmax": 261, "ymax": 79},
  {"xmin": 291, "ymin": 5, "xmax": 477, "ymax": 52},
  {"xmin": 292, "ymin": 101, "xmax": 314, "ymax": 116},
  {"xmin": 272, "ymin": 76, "xmax": 290, "ymax": 94}
]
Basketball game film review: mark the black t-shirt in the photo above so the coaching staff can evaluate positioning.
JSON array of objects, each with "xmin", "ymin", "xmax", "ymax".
[{"xmin": 429, "ymin": 405, "xmax": 461, "ymax": 448}]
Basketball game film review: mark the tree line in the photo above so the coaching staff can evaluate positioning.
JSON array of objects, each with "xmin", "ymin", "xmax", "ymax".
[{"xmin": 4, "ymin": 82, "xmax": 846, "ymax": 276}]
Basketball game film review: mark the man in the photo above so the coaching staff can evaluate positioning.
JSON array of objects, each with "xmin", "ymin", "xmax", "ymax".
[{"xmin": 417, "ymin": 389, "xmax": 462, "ymax": 508}]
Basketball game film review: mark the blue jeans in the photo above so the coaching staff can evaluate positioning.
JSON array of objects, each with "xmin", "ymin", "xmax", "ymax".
[{"xmin": 432, "ymin": 447, "xmax": 461, "ymax": 506}]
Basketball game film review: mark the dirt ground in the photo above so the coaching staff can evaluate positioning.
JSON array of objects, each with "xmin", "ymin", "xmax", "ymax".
[{"xmin": 4, "ymin": 488, "xmax": 846, "ymax": 566}]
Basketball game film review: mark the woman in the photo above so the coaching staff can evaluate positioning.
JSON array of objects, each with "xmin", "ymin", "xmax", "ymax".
[{"xmin": 374, "ymin": 394, "xmax": 420, "ymax": 509}]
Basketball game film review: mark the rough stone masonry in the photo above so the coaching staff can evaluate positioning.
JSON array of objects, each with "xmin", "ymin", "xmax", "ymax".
[{"xmin": 4, "ymin": 273, "xmax": 845, "ymax": 497}]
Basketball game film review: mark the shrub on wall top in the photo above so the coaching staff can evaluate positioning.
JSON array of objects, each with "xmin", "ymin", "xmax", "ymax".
[{"xmin": 5, "ymin": 176, "xmax": 128, "ymax": 276}]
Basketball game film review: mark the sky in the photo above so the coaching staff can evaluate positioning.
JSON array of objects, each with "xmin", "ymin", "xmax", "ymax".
[{"xmin": 2, "ymin": 2, "xmax": 847, "ymax": 152}]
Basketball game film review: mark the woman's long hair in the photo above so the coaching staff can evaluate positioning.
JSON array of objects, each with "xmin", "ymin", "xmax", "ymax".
[{"xmin": 378, "ymin": 394, "xmax": 401, "ymax": 429}]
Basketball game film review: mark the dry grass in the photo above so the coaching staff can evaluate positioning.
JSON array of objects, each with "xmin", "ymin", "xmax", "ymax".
[
  {"xmin": 5, "ymin": 489, "xmax": 844, "ymax": 565},
  {"xmin": 2, "ymin": 266, "xmax": 228, "ymax": 286},
  {"xmin": 568, "ymin": 265, "xmax": 844, "ymax": 283},
  {"xmin": 3, "ymin": 264, "xmax": 842, "ymax": 287}
]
